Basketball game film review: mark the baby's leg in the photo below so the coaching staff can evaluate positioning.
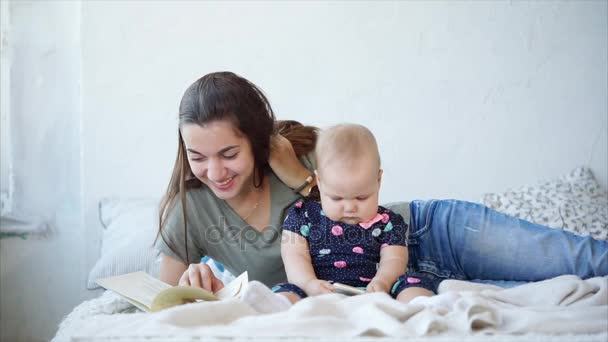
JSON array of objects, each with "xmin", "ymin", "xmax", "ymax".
[
  {"xmin": 396, "ymin": 287, "xmax": 433, "ymax": 303},
  {"xmin": 391, "ymin": 271, "xmax": 442, "ymax": 304},
  {"xmin": 272, "ymin": 282, "xmax": 308, "ymax": 304},
  {"xmin": 241, "ymin": 281, "xmax": 294, "ymax": 314},
  {"xmin": 277, "ymin": 291, "xmax": 302, "ymax": 304}
]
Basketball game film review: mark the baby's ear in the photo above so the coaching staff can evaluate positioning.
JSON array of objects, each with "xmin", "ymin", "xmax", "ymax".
[{"xmin": 377, "ymin": 169, "xmax": 383, "ymax": 185}]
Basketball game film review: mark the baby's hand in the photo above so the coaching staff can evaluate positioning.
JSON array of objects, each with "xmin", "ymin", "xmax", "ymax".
[
  {"xmin": 304, "ymin": 279, "xmax": 335, "ymax": 296},
  {"xmin": 366, "ymin": 278, "xmax": 390, "ymax": 293}
]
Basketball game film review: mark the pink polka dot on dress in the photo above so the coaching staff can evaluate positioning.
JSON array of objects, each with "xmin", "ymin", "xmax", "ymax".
[
  {"xmin": 331, "ymin": 225, "xmax": 343, "ymax": 236},
  {"xmin": 407, "ymin": 277, "xmax": 421, "ymax": 284},
  {"xmin": 334, "ymin": 261, "xmax": 347, "ymax": 268},
  {"xmin": 352, "ymin": 246, "xmax": 364, "ymax": 254}
]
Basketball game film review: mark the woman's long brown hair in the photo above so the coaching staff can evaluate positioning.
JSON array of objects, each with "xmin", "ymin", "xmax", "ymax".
[{"xmin": 155, "ymin": 72, "xmax": 317, "ymax": 265}]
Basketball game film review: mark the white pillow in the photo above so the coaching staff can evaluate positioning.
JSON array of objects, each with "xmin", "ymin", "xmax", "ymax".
[
  {"xmin": 87, "ymin": 197, "xmax": 235, "ymax": 290},
  {"xmin": 87, "ymin": 197, "xmax": 161, "ymax": 290},
  {"xmin": 482, "ymin": 167, "xmax": 608, "ymax": 240}
]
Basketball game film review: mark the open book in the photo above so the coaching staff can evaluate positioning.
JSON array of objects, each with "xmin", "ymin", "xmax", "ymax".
[
  {"xmin": 96, "ymin": 271, "xmax": 248, "ymax": 312},
  {"xmin": 332, "ymin": 282, "xmax": 366, "ymax": 296}
]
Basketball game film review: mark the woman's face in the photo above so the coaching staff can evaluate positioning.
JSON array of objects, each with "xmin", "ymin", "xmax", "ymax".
[{"xmin": 181, "ymin": 120, "xmax": 256, "ymax": 200}]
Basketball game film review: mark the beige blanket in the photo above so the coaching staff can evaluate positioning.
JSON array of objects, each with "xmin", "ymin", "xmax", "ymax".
[{"xmin": 54, "ymin": 275, "xmax": 607, "ymax": 341}]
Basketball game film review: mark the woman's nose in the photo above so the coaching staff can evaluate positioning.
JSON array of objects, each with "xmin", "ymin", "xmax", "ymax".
[{"xmin": 206, "ymin": 159, "xmax": 225, "ymax": 181}]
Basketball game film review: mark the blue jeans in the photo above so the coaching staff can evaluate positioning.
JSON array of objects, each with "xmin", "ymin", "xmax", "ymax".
[{"xmin": 407, "ymin": 200, "xmax": 608, "ymax": 285}]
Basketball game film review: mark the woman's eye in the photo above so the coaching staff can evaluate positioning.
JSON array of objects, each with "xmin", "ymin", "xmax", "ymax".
[
  {"xmin": 223, "ymin": 153, "xmax": 238, "ymax": 159},
  {"xmin": 189, "ymin": 156, "xmax": 206, "ymax": 162}
]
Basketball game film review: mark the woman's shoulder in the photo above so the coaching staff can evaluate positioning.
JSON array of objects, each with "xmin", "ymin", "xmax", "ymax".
[{"xmin": 299, "ymin": 151, "xmax": 317, "ymax": 172}]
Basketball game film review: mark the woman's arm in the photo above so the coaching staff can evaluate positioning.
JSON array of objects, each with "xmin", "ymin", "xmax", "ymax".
[
  {"xmin": 269, "ymin": 134, "xmax": 316, "ymax": 196},
  {"xmin": 368, "ymin": 246, "xmax": 408, "ymax": 293},
  {"xmin": 281, "ymin": 230, "xmax": 333, "ymax": 295},
  {"xmin": 159, "ymin": 253, "xmax": 188, "ymax": 285},
  {"xmin": 159, "ymin": 253, "xmax": 224, "ymax": 292}
]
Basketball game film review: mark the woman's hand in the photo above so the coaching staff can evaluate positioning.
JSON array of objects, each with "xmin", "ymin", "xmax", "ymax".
[
  {"xmin": 366, "ymin": 277, "xmax": 391, "ymax": 294},
  {"xmin": 303, "ymin": 279, "xmax": 335, "ymax": 296},
  {"xmin": 269, "ymin": 134, "xmax": 311, "ymax": 190},
  {"xmin": 178, "ymin": 263, "xmax": 225, "ymax": 293}
]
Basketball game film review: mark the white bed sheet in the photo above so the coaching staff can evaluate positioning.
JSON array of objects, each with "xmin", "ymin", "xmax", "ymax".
[{"xmin": 53, "ymin": 275, "xmax": 608, "ymax": 342}]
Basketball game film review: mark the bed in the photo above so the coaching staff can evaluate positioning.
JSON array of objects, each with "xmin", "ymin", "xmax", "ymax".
[{"xmin": 52, "ymin": 167, "xmax": 608, "ymax": 341}]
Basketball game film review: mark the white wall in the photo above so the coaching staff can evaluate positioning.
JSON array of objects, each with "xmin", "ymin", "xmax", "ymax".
[
  {"xmin": 81, "ymin": 0, "xmax": 608, "ymax": 204},
  {"xmin": 1, "ymin": 1, "xmax": 607, "ymax": 341},
  {"xmin": 0, "ymin": 0, "xmax": 11, "ymax": 211},
  {"xmin": 0, "ymin": 1, "xmax": 89, "ymax": 342}
]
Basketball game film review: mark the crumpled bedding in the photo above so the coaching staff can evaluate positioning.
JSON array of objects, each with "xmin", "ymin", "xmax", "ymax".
[{"xmin": 53, "ymin": 275, "xmax": 608, "ymax": 342}]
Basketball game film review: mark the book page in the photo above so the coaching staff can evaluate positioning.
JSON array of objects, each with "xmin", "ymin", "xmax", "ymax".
[
  {"xmin": 151, "ymin": 285, "xmax": 218, "ymax": 312},
  {"xmin": 215, "ymin": 271, "xmax": 248, "ymax": 300},
  {"xmin": 96, "ymin": 272, "xmax": 172, "ymax": 311}
]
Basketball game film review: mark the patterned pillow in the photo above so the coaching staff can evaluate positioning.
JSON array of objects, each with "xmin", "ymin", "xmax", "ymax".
[{"xmin": 482, "ymin": 167, "xmax": 608, "ymax": 240}]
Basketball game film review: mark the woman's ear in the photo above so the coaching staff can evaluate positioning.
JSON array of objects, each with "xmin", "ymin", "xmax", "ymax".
[{"xmin": 314, "ymin": 169, "xmax": 321, "ymax": 191}]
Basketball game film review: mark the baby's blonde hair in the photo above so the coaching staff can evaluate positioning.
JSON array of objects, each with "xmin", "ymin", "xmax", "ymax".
[{"xmin": 315, "ymin": 123, "xmax": 380, "ymax": 173}]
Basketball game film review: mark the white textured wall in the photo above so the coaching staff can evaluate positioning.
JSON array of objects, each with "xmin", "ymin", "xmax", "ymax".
[
  {"xmin": 1, "ymin": 0, "xmax": 11, "ymax": 212},
  {"xmin": 0, "ymin": 2, "xmax": 88, "ymax": 342},
  {"xmin": 81, "ymin": 1, "xmax": 607, "ymax": 244},
  {"xmin": 1, "ymin": 1, "xmax": 607, "ymax": 341}
]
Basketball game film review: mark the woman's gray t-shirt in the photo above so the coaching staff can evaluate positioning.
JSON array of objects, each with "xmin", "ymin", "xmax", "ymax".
[{"xmin": 155, "ymin": 171, "xmax": 306, "ymax": 287}]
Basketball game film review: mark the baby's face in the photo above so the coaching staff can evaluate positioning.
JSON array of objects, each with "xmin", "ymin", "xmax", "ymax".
[{"xmin": 316, "ymin": 161, "xmax": 382, "ymax": 225}]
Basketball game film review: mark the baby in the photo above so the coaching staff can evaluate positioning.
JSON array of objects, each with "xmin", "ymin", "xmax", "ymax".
[
  {"xmin": 241, "ymin": 124, "xmax": 439, "ymax": 313},
  {"xmin": 273, "ymin": 123, "xmax": 437, "ymax": 304}
]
